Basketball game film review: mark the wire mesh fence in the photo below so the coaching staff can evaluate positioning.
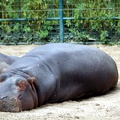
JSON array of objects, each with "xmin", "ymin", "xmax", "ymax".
[{"xmin": 0, "ymin": 0, "xmax": 120, "ymax": 45}]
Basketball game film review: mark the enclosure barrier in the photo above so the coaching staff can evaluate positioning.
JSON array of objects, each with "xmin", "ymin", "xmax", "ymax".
[{"xmin": 0, "ymin": 0, "xmax": 120, "ymax": 44}]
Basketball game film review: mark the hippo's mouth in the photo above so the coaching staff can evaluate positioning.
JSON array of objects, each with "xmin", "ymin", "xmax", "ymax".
[{"xmin": 0, "ymin": 96, "xmax": 21, "ymax": 112}]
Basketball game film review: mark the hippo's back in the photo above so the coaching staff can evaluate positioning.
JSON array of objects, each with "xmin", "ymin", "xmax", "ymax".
[{"xmin": 22, "ymin": 43, "xmax": 118, "ymax": 100}]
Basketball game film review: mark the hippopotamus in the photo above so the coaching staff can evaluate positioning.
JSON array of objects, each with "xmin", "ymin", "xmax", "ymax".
[
  {"xmin": 0, "ymin": 53, "xmax": 19, "ymax": 73},
  {"xmin": 0, "ymin": 43, "xmax": 118, "ymax": 112}
]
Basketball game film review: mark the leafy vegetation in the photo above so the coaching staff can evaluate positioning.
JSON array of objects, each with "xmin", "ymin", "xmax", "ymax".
[{"xmin": 0, "ymin": 0, "xmax": 120, "ymax": 44}]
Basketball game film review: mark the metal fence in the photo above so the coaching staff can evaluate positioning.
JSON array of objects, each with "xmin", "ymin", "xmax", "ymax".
[{"xmin": 0, "ymin": 0, "xmax": 120, "ymax": 44}]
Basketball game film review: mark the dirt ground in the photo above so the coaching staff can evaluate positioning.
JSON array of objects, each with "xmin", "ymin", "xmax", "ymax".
[{"xmin": 0, "ymin": 44, "xmax": 119, "ymax": 120}]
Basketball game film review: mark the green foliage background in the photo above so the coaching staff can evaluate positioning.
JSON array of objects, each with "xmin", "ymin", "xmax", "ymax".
[{"xmin": 0, "ymin": 0, "xmax": 120, "ymax": 44}]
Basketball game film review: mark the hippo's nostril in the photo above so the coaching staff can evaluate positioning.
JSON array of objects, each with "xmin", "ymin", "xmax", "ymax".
[{"xmin": 0, "ymin": 96, "xmax": 8, "ymax": 100}]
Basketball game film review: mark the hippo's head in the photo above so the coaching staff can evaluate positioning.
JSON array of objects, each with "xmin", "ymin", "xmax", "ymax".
[{"xmin": 0, "ymin": 71, "xmax": 38, "ymax": 112}]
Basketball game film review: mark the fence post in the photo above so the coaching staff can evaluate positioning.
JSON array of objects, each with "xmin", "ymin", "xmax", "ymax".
[{"xmin": 59, "ymin": 0, "xmax": 64, "ymax": 42}]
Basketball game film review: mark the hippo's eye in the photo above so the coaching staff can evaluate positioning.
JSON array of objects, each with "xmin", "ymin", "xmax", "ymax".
[
  {"xmin": 0, "ymin": 73, "xmax": 12, "ymax": 82},
  {"xmin": 0, "ymin": 74, "xmax": 7, "ymax": 82},
  {"xmin": 17, "ymin": 80, "xmax": 28, "ymax": 91}
]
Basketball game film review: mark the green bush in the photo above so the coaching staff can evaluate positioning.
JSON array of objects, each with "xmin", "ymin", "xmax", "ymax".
[
  {"xmin": 0, "ymin": 0, "xmax": 120, "ymax": 44},
  {"xmin": 72, "ymin": 0, "xmax": 120, "ymax": 44}
]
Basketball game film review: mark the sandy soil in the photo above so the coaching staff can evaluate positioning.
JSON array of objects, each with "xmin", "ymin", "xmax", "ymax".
[{"xmin": 0, "ymin": 44, "xmax": 119, "ymax": 120}]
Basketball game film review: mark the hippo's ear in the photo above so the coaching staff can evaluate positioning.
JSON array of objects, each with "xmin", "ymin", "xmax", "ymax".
[
  {"xmin": 28, "ymin": 77, "xmax": 36, "ymax": 83},
  {"xmin": 17, "ymin": 77, "xmax": 35, "ymax": 91},
  {"xmin": 28, "ymin": 77, "xmax": 36, "ymax": 92},
  {"xmin": 18, "ymin": 80, "xmax": 28, "ymax": 91}
]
